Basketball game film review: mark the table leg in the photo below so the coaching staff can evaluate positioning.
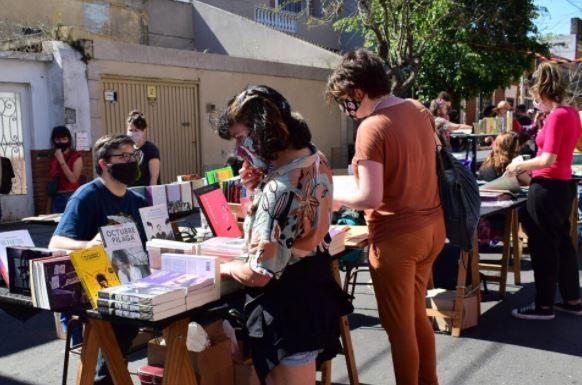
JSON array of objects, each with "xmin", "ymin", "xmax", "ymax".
[
  {"xmin": 452, "ymin": 250, "xmax": 469, "ymax": 338},
  {"xmin": 511, "ymin": 209, "xmax": 522, "ymax": 286},
  {"xmin": 162, "ymin": 318, "xmax": 198, "ymax": 385},
  {"xmin": 75, "ymin": 320, "xmax": 99, "ymax": 385},
  {"xmin": 91, "ymin": 320, "xmax": 133, "ymax": 385},
  {"xmin": 472, "ymin": 139, "xmax": 478, "ymax": 173},
  {"xmin": 497, "ymin": 210, "xmax": 514, "ymax": 298},
  {"xmin": 331, "ymin": 259, "xmax": 360, "ymax": 385},
  {"xmin": 320, "ymin": 360, "xmax": 332, "ymax": 385}
]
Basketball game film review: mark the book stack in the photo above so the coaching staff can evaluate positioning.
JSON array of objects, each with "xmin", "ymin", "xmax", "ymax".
[
  {"xmin": 200, "ymin": 237, "xmax": 246, "ymax": 262},
  {"xmin": 145, "ymin": 239, "xmax": 200, "ymax": 272},
  {"xmin": 96, "ymin": 255, "xmax": 219, "ymax": 320},
  {"xmin": 160, "ymin": 253, "xmax": 220, "ymax": 308},
  {"xmin": 328, "ymin": 226, "xmax": 349, "ymax": 256},
  {"xmin": 6, "ymin": 246, "xmax": 67, "ymax": 296},
  {"xmin": 30, "ymin": 255, "xmax": 90, "ymax": 310}
]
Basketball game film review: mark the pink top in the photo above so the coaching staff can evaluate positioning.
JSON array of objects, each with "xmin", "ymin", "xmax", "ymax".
[{"xmin": 533, "ymin": 106, "xmax": 582, "ymax": 180}]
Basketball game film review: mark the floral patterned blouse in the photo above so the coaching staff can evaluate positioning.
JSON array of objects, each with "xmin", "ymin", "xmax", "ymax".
[{"xmin": 244, "ymin": 145, "xmax": 333, "ymax": 279}]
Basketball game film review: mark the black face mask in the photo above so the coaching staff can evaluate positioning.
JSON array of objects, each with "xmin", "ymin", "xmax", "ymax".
[
  {"xmin": 107, "ymin": 162, "xmax": 139, "ymax": 185},
  {"xmin": 54, "ymin": 142, "xmax": 70, "ymax": 151}
]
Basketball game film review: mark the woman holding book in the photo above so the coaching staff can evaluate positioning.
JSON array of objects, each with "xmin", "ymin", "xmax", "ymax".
[
  {"xmin": 215, "ymin": 85, "xmax": 352, "ymax": 385},
  {"xmin": 506, "ymin": 62, "xmax": 582, "ymax": 319},
  {"xmin": 326, "ymin": 49, "xmax": 445, "ymax": 385},
  {"xmin": 126, "ymin": 111, "xmax": 161, "ymax": 186}
]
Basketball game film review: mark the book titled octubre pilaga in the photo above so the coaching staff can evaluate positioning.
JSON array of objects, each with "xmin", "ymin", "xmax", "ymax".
[{"xmin": 69, "ymin": 246, "xmax": 121, "ymax": 308}]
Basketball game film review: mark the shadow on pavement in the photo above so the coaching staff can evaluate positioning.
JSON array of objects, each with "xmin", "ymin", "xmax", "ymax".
[
  {"xmin": 0, "ymin": 310, "xmax": 58, "ymax": 358},
  {"xmin": 462, "ymin": 283, "xmax": 582, "ymax": 357}
]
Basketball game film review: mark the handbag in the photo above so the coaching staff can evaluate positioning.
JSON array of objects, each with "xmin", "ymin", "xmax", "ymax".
[
  {"xmin": 435, "ymin": 134, "xmax": 481, "ymax": 251},
  {"xmin": 47, "ymin": 176, "xmax": 59, "ymax": 196}
]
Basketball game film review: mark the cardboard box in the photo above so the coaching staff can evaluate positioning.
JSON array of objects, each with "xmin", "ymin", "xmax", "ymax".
[
  {"xmin": 148, "ymin": 321, "xmax": 234, "ymax": 385},
  {"xmin": 234, "ymin": 359, "xmax": 260, "ymax": 385},
  {"xmin": 426, "ymin": 289, "xmax": 479, "ymax": 332}
]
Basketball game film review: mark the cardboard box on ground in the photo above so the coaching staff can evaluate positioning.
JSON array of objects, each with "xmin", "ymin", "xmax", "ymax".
[
  {"xmin": 148, "ymin": 320, "xmax": 234, "ymax": 385},
  {"xmin": 426, "ymin": 289, "xmax": 478, "ymax": 332}
]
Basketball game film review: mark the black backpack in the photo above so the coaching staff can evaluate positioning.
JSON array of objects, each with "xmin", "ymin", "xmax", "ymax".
[
  {"xmin": 436, "ymin": 143, "xmax": 481, "ymax": 251},
  {"xmin": 0, "ymin": 157, "xmax": 15, "ymax": 194}
]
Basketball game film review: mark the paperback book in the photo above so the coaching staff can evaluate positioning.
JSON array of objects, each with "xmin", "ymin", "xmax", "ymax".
[
  {"xmin": 96, "ymin": 296, "xmax": 185, "ymax": 313},
  {"xmin": 97, "ymin": 281, "xmax": 186, "ymax": 306},
  {"xmin": 145, "ymin": 185, "xmax": 167, "ymax": 206},
  {"xmin": 70, "ymin": 245, "xmax": 121, "ymax": 308},
  {"xmin": 31, "ymin": 256, "xmax": 90, "ymax": 310},
  {"xmin": 97, "ymin": 303, "xmax": 187, "ymax": 321},
  {"xmin": 200, "ymin": 237, "xmax": 246, "ymax": 260},
  {"xmin": 100, "ymin": 222, "xmax": 150, "ymax": 284},
  {"xmin": 7, "ymin": 246, "xmax": 65, "ymax": 295},
  {"xmin": 0, "ymin": 230, "xmax": 35, "ymax": 286},
  {"xmin": 165, "ymin": 183, "xmax": 182, "ymax": 214},
  {"xmin": 139, "ymin": 204, "xmax": 175, "ymax": 242},
  {"xmin": 145, "ymin": 239, "xmax": 200, "ymax": 271}
]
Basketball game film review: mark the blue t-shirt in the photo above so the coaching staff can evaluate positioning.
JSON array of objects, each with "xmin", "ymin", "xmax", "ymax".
[{"xmin": 54, "ymin": 178, "xmax": 148, "ymax": 242}]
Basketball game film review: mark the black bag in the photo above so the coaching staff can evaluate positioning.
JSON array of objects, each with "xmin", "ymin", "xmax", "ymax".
[
  {"xmin": 47, "ymin": 176, "xmax": 59, "ymax": 196},
  {"xmin": 436, "ymin": 145, "xmax": 481, "ymax": 251},
  {"xmin": 0, "ymin": 157, "xmax": 15, "ymax": 194}
]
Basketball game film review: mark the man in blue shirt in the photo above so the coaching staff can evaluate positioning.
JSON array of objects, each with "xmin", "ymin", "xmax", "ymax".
[{"xmin": 50, "ymin": 134, "xmax": 147, "ymax": 385}]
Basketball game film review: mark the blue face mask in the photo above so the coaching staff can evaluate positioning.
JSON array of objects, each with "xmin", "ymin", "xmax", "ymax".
[{"xmin": 237, "ymin": 136, "xmax": 268, "ymax": 170}]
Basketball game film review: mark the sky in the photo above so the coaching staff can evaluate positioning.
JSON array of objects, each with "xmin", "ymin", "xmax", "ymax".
[{"xmin": 535, "ymin": 0, "xmax": 582, "ymax": 36}]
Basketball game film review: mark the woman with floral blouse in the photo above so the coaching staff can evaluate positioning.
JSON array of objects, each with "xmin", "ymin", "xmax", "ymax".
[{"xmin": 215, "ymin": 85, "xmax": 352, "ymax": 385}]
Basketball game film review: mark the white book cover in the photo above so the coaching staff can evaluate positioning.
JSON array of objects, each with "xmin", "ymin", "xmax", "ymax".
[
  {"xmin": 0, "ymin": 230, "xmax": 35, "ymax": 285},
  {"xmin": 200, "ymin": 237, "xmax": 246, "ymax": 257},
  {"xmin": 146, "ymin": 239, "xmax": 200, "ymax": 270},
  {"xmin": 139, "ymin": 203, "xmax": 175, "ymax": 241},
  {"xmin": 161, "ymin": 253, "xmax": 220, "ymax": 301},
  {"xmin": 98, "ymin": 281, "xmax": 186, "ymax": 305},
  {"xmin": 99, "ymin": 222, "xmax": 149, "ymax": 284},
  {"xmin": 146, "ymin": 185, "xmax": 167, "ymax": 206}
]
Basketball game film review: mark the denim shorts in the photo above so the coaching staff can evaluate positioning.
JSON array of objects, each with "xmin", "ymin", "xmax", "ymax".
[{"xmin": 279, "ymin": 350, "xmax": 319, "ymax": 366}]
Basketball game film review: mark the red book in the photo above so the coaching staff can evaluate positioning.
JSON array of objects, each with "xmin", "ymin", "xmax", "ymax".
[{"xmin": 194, "ymin": 184, "xmax": 242, "ymax": 238}]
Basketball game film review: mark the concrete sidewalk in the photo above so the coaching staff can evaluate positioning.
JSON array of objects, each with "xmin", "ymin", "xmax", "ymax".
[{"xmin": 0, "ymin": 221, "xmax": 581, "ymax": 385}]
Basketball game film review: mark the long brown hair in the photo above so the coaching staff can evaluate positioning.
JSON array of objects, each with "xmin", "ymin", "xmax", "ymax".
[{"xmin": 479, "ymin": 132, "xmax": 519, "ymax": 175}]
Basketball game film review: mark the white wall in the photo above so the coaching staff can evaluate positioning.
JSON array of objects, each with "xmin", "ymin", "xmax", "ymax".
[{"xmin": 0, "ymin": 52, "xmax": 60, "ymax": 150}]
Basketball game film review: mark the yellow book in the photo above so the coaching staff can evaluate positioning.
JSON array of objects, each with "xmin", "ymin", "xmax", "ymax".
[{"xmin": 69, "ymin": 245, "xmax": 121, "ymax": 308}]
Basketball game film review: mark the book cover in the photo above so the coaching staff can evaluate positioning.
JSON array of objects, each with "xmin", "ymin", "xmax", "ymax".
[
  {"xmin": 178, "ymin": 182, "xmax": 193, "ymax": 212},
  {"xmin": 190, "ymin": 178, "xmax": 206, "ymax": 208},
  {"xmin": 160, "ymin": 254, "xmax": 219, "ymax": 305},
  {"xmin": 70, "ymin": 246, "xmax": 121, "ymax": 308},
  {"xmin": 145, "ymin": 185, "xmax": 167, "ymax": 206},
  {"xmin": 7, "ymin": 247, "xmax": 62, "ymax": 295},
  {"xmin": 97, "ymin": 281, "xmax": 185, "ymax": 306},
  {"xmin": 205, "ymin": 166, "xmax": 233, "ymax": 185},
  {"xmin": 100, "ymin": 222, "xmax": 149, "ymax": 284},
  {"xmin": 0, "ymin": 230, "xmax": 34, "ymax": 286},
  {"xmin": 200, "ymin": 237, "xmax": 246, "ymax": 258},
  {"xmin": 145, "ymin": 239, "xmax": 200, "ymax": 271},
  {"xmin": 165, "ymin": 184, "xmax": 181, "ymax": 214},
  {"xmin": 139, "ymin": 204, "xmax": 175, "ymax": 242},
  {"xmin": 35, "ymin": 256, "xmax": 89, "ymax": 310},
  {"xmin": 194, "ymin": 184, "xmax": 242, "ymax": 238},
  {"xmin": 141, "ymin": 270, "xmax": 213, "ymax": 293}
]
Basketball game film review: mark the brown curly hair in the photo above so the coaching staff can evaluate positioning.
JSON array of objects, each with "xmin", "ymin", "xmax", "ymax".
[
  {"xmin": 325, "ymin": 49, "xmax": 391, "ymax": 104},
  {"xmin": 529, "ymin": 62, "xmax": 567, "ymax": 103},
  {"xmin": 479, "ymin": 132, "xmax": 519, "ymax": 175}
]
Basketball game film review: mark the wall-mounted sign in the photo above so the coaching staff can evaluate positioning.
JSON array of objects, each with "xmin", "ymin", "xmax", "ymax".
[
  {"xmin": 104, "ymin": 90, "xmax": 117, "ymax": 103},
  {"xmin": 147, "ymin": 85, "xmax": 157, "ymax": 101},
  {"xmin": 75, "ymin": 131, "xmax": 91, "ymax": 151}
]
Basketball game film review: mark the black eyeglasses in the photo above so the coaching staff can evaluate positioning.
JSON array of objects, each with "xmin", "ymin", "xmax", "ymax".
[{"xmin": 109, "ymin": 150, "xmax": 143, "ymax": 162}]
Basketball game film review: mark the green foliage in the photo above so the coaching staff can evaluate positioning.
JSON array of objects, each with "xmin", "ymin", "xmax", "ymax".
[{"xmin": 328, "ymin": 0, "xmax": 549, "ymax": 101}]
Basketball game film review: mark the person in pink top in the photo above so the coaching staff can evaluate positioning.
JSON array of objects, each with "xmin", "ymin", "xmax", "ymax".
[{"xmin": 506, "ymin": 62, "xmax": 582, "ymax": 319}]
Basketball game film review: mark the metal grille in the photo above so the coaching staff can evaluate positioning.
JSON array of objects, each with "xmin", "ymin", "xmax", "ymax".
[
  {"xmin": 101, "ymin": 76, "xmax": 201, "ymax": 184},
  {"xmin": 0, "ymin": 92, "xmax": 26, "ymax": 194}
]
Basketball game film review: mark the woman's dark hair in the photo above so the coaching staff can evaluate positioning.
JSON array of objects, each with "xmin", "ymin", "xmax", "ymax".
[
  {"xmin": 127, "ymin": 110, "xmax": 147, "ymax": 130},
  {"xmin": 214, "ymin": 85, "xmax": 312, "ymax": 161},
  {"xmin": 481, "ymin": 105, "xmax": 496, "ymax": 118},
  {"xmin": 325, "ymin": 48, "xmax": 391, "ymax": 103},
  {"xmin": 51, "ymin": 125, "xmax": 72, "ymax": 146}
]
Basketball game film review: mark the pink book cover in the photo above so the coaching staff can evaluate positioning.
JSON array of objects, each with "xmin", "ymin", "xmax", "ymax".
[{"xmin": 194, "ymin": 184, "xmax": 242, "ymax": 238}]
